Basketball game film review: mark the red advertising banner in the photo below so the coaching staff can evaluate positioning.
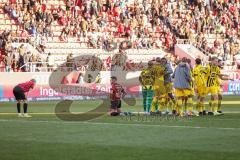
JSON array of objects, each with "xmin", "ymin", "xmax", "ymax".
[{"xmin": 0, "ymin": 70, "xmax": 240, "ymax": 101}]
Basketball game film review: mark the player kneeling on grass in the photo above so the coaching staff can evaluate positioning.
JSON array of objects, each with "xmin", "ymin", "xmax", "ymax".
[
  {"xmin": 109, "ymin": 76, "xmax": 126, "ymax": 116},
  {"xmin": 13, "ymin": 79, "xmax": 36, "ymax": 117}
]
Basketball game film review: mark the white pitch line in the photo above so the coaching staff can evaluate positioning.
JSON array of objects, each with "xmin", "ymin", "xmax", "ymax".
[
  {"xmin": 0, "ymin": 111, "xmax": 240, "ymax": 115},
  {"xmin": 0, "ymin": 119, "xmax": 239, "ymax": 131}
]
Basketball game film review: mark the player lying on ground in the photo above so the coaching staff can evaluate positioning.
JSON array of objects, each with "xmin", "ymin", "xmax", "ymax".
[
  {"xmin": 13, "ymin": 79, "xmax": 36, "ymax": 117},
  {"xmin": 109, "ymin": 76, "xmax": 126, "ymax": 116}
]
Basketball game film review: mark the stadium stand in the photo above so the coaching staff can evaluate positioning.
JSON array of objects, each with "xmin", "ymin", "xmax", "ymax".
[{"xmin": 0, "ymin": 0, "xmax": 239, "ymax": 72}]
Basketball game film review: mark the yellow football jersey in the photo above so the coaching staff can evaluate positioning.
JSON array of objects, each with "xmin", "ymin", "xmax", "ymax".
[
  {"xmin": 140, "ymin": 68, "xmax": 154, "ymax": 89},
  {"xmin": 151, "ymin": 64, "xmax": 166, "ymax": 96},
  {"xmin": 193, "ymin": 64, "xmax": 206, "ymax": 87},
  {"xmin": 204, "ymin": 64, "xmax": 220, "ymax": 87},
  {"xmin": 152, "ymin": 64, "xmax": 165, "ymax": 85}
]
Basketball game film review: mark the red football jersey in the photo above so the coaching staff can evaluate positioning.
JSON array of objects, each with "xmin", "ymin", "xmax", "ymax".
[
  {"xmin": 18, "ymin": 81, "xmax": 35, "ymax": 93},
  {"xmin": 110, "ymin": 82, "xmax": 125, "ymax": 100}
]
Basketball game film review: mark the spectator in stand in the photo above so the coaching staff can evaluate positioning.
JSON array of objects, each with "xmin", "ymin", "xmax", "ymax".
[
  {"xmin": 60, "ymin": 24, "xmax": 70, "ymax": 41},
  {"xmin": 3, "ymin": 53, "xmax": 12, "ymax": 72},
  {"xmin": 66, "ymin": 53, "xmax": 74, "ymax": 70},
  {"xmin": 46, "ymin": 53, "xmax": 54, "ymax": 72},
  {"xmin": 1, "ymin": 0, "xmax": 240, "ymax": 72}
]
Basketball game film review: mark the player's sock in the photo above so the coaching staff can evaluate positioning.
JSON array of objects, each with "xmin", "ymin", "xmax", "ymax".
[
  {"xmin": 201, "ymin": 99, "xmax": 206, "ymax": 114},
  {"xmin": 150, "ymin": 97, "xmax": 157, "ymax": 112},
  {"xmin": 199, "ymin": 101, "xmax": 204, "ymax": 112},
  {"xmin": 187, "ymin": 97, "xmax": 193, "ymax": 114},
  {"xmin": 143, "ymin": 99, "xmax": 147, "ymax": 112},
  {"xmin": 17, "ymin": 103, "xmax": 21, "ymax": 113},
  {"xmin": 217, "ymin": 99, "xmax": 222, "ymax": 111},
  {"xmin": 209, "ymin": 100, "xmax": 213, "ymax": 112},
  {"xmin": 23, "ymin": 103, "xmax": 28, "ymax": 113},
  {"xmin": 168, "ymin": 93, "xmax": 175, "ymax": 112},
  {"xmin": 147, "ymin": 90, "xmax": 153, "ymax": 113},
  {"xmin": 176, "ymin": 99, "xmax": 183, "ymax": 116},
  {"xmin": 157, "ymin": 98, "xmax": 164, "ymax": 111},
  {"xmin": 171, "ymin": 98, "xmax": 177, "ymax": 114},
  {"xmin": 147, "ymin": 98, "xmax": 153, "ymax": 113},
  {"xmin": 183, "ymin": 99, "xmax": 187, "ymax": 114},
  {"xmin": 212, "ymin": 100, "xmax": 218, "ymax": 112},
  {"xmin": 167, "ymin": 100, "xmax": 173, "ymax": 113},
  {"xmin": 196, "ymin": 101, "xmax": 199, "ymax": 112},
  {"xmin": 162, "ymin": 97, "xmax": 168, "ymax": 113}
]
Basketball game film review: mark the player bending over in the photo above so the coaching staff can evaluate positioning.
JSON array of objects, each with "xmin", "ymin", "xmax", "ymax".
[
  {"xmin": 13, "ymin": 79, "xmax": 36, "ymax": 117},
  {"xmin": 109, "ymin": 76, "xmax": 126, "ymax": 116},
  {"xmin": 139, "ymin": 61, "xmax": 154, "ymax": 114},
  {"xmin": 173, "ymin": 57, "xmax": 193, "ymax": 116}
]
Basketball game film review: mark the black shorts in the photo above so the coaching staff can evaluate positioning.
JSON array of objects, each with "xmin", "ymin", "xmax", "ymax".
[
  {"xmin": 111, "ymin": 100, "xmax": 121, "ymax": 109},
  {"xmin": 13, "ymin": 86, "xmax": 26, "ymax": 101}
]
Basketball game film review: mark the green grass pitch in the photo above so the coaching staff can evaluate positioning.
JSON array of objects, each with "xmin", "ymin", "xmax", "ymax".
[{"xmin": 0, "ymin": 96, "xmax": 240, "ymax": 160}]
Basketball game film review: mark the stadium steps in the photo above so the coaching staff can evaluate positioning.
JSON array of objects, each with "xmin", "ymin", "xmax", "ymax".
[{"xmin": 175, "ymin": 44, "xmax": 207, "ymax": 65}]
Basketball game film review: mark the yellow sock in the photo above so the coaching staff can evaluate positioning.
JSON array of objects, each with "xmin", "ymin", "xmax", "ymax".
[
  {"xmin": 187, "ymin": 97, "xmax": 193, "ymax": 113},
  {"xmin": 158, "ymin": 98, "xmax": 165, "ymax": 111},
  {"xmin": 199, "ymin": 101, "xmax": 204, "ymax": 112},
  {"xmin": 196, "ymin": 101, "xmax": 200, "ymax": 112},
  {"xmin": 170, "ymin": 98, "xmax": 176, "ymax": 111},
  {"xmin": 168, "ymin": 100, "xmax": 173, "ymax": 111},
  {"xmin": 151, "ymin": 97, "xmax": 158, "ymax": 112},
  {"xmin": 212, "ymin": 100, "xmax": 218, "ymax": 112},
  {"xmin": 209, "ymin": 100, "xmax": 213, "ymax": 112},
  {"xmin": 177, "ymin": 99, "xmax": 183, "ymax": 115},
  {"xmin": 165, "ymin": 98, "xmax": 168, "ymax": 111},
  {"xmin": 217, "ymin": 99, "xmax": 222, "ymax": 111},
  {"xmin": 202, "ymin": 101, "xmax": 205, "ymax": 111}
]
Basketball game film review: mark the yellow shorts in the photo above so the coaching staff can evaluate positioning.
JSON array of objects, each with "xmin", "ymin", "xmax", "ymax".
[
  {"xmin": 206, "ymin": 86, "xmax": 219, "ymax": 95},
  {"xmin": 196, "ymin": 86, "xmax": 207, "ymax": 97},
  {"xmin": 153, "ymin": 85, "xmax": 166, "ymax": 98},
  {"xmin": 165, "ymin": 83, "xmax": 173, "ymax": 93},
  {"xmin": 175, "ymin": 88, "xmax": 192, "ymax": 97}
]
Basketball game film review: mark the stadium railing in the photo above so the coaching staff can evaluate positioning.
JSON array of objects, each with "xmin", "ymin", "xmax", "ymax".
[{"xmin": 19, "ymin": 62, "xmax": 77, "ymax": 72}]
